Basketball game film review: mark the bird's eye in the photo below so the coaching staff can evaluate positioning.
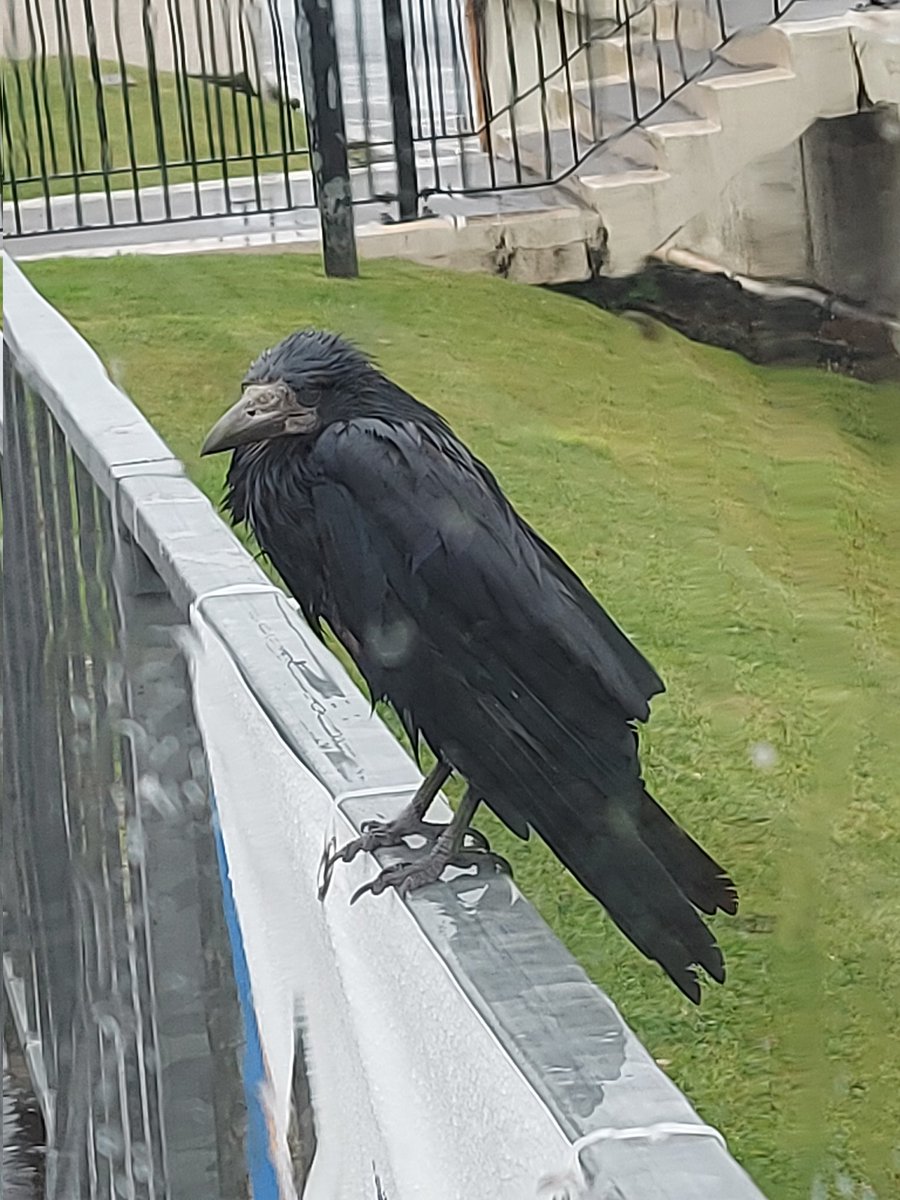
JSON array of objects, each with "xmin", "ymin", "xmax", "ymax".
[{"xmin": 246, "ymin": 408, "xmax": 257, "ymax": 418}]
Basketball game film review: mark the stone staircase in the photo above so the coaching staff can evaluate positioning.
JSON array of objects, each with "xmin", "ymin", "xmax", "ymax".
[{"xmin": 493, "ymin": 1, "xmax": 900, "ymax": 273}]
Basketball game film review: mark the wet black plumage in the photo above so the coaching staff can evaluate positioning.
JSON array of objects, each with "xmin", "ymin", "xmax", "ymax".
[{"xmin": 220, "ymin": 330, "xmax": 737, "ymax": 1002}]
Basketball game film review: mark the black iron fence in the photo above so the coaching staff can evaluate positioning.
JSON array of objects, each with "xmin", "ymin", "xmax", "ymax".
[{"xmin": 2, "ymin": 0, "xmax": 796, "ymax": 252}]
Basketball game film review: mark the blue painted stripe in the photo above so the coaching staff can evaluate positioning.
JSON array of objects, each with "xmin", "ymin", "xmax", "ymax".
[{"xmin": 210, "ymin": 792, "xmax": 282, "ymax": 1200}]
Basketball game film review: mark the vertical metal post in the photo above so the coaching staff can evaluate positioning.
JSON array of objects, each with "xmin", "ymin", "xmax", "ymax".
[
  {"xmin": 381, "ymin": 0, "xmax": 418, "ymax": 220},
  {"xmin": 295, "ymin": 0, "xmax": 359, "ymax": 277}
]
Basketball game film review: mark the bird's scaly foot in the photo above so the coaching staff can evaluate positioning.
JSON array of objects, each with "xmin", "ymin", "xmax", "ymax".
[
  {"xmin": 342, "ymin": 815, "xmax": 433, "ymax": 861},
  {"xmin": 350, "ymin": 842, "xmax": 512, "ymax": 904},
  {"xmin": 328, "ymin": 761, "xmax": 454, "ymax": 870},
  {"xmin": 319, "ymin": 815, "xmax": 493, "ymax": 900},
  {"xmin": 318, "ymin": 813, "xmax": 435, "ymax": 899}
]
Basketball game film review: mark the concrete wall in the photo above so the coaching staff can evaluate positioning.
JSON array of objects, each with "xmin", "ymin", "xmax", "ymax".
[
  {"xmin": 668, "ymin": 140, "xmax": 810, "ymax": 281},
  {"xmin": 669, "ymin": 104, "xmax": 900, "ymax": 317},
  {"xmin": 804, "ymin": 107, "xmax": 900, "ymax": 316}
]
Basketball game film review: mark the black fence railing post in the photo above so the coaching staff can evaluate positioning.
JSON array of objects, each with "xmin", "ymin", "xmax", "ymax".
[
  {"xmin": 381, "ymin": 0, "xmax": 419, "ymax": 221},
  {"xmin": 295, "ymin": 0, "xmax": 359, "ymax": 277}
]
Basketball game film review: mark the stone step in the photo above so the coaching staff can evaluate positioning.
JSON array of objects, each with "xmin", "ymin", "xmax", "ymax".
[
  {"xmin": 570, "ymin": 9, "xmax": 885, "ymax": 277},
  {"xmin": 493, "ymin": 36, "xmax": 793, "ymax": 186},
  {"xmin": 493, "ymin": 121, "xmax": 660, "ymax": 184},
  {"xmin": 563, "ymin": 75, "xmax": 707, "ymax": 141}
]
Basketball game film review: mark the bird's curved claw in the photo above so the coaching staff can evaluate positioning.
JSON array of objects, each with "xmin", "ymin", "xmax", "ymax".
[
  {"xmin": 317, "ymin": 837, "xmax": 337, "ymax": 902},
  {"xmin": 350, "ymin": 876, "xmax": 384, "ymax": 905},
  {"xmin": 328, "ymin": 836, "xmax": 368, "ymax": 869},
  {"xmin": 319, "ymin": 818, "xmax": 423, "ymax": 902},
  {"xmin": 350, "ymin": 856, "xmax": 446, "ymax": 904},
  {"xmin": 318, "ymin": 839, "xmax": 369, "ymax": 901},
  {"xmin": 350, "ymin": 862, "xmax": 410, "ymax": 904}
]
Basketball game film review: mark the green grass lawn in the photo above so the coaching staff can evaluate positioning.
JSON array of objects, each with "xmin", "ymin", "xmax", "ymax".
[
  {"xmin": 2, "ymin": 57, "xmax": 307, "ymax": 201},
  {"xmin": 23, "ymin": 253, "xmax": 900, "ymax": 1200}
]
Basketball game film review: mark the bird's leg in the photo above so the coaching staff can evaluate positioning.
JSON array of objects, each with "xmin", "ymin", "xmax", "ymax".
[
  {"xmin": 318, "ymin": 761, "xmax": 452, "ymax": 900},
  {"xmin": 350, "ymin": 789, "xmax": 511, "ymax": 902},
  {"xmin": 358, "ymin": 759, "xmax": 452, "ymax": 845}
]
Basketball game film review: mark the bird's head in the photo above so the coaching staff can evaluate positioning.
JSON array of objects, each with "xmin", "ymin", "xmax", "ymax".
[{"xmin": 200, "ymin": 329, "xmax": 374, "ymax": 456}]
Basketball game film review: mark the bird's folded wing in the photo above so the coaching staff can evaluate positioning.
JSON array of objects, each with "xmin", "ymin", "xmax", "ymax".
[
  {"xmin": 304, "ymin": 419, "xmax": 736, "ymax": 1002},
  {"xmin": 306, "ymin": 417, "xmax": 663, "ymax": 724}
]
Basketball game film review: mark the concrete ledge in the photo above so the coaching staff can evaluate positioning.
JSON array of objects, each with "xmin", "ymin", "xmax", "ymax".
[
  {"xmin": 2, "ymin": 256, "xmax": 180, "ymax": 497},
  {"xmin": 11, "ymin": 207, "xmax": 607, "ymax": 286},
  {"xmin": 352, "ymin": 209, "xmax": 606, "ymax": 285},
  {"xmin": 10, "ymin": 206, "xmax": 607, "ymax": 288},
  {"xmin": 850, "ymin": 11, "xmax": 900, "ymax": 105}
]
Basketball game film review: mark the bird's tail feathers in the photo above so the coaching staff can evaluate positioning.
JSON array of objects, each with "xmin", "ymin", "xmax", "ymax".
[
  {"xmin": 539, "ymin": 811, "xmax": 727, "ymax": 1003},
  {"xmin": 637, "ymin": 790, "xmax": 738, "ymax": 917}
]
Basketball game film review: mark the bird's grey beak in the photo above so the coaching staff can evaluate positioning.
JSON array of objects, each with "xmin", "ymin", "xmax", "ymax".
[{"xmin": 200, "ymin": 382, "xmax": 317, "ymax": 456}]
